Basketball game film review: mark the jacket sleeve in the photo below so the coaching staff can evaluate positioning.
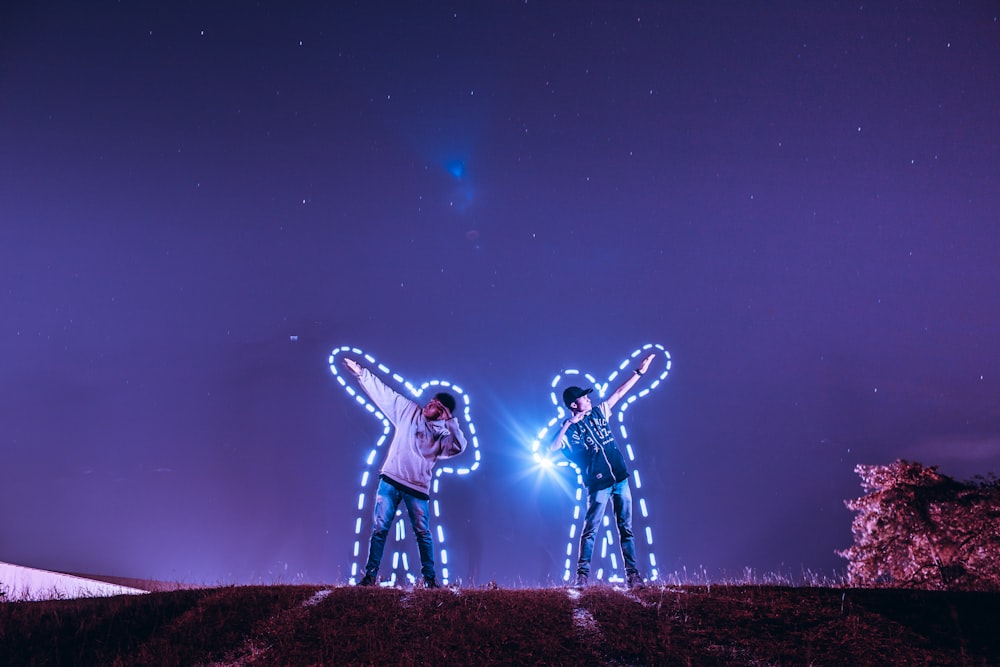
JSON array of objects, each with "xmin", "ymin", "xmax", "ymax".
[
  {"xmin": 433, "ymin": 418, "xmax": 468, "ymax": 459},
  {"xmin": 357, "ymin": 368, "xmax": 416, "ymax": 425}
]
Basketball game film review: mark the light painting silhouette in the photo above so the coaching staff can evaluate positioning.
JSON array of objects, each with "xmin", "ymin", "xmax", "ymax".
[
  {"xmin": 329, "ymin": 345, "xmax": 481, "ymax": 586},
  {"xmin": 530, "ymin": 343, "xmax": 672, "ymax": 584}
]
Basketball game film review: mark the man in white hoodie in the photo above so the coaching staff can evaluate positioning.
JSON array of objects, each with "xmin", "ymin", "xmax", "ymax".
[{"xmin": 342, "ymin": 357, "xmax": 468, "ymax": 588}]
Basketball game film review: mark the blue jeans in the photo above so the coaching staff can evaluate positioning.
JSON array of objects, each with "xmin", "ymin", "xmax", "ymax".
[
  {"xmin": 577, "ymin": 477, "xmax": 638, "ymax": 577},
  {"xmin": 364, "ymin": 479, "xmax": 435, "ymax": 581}
]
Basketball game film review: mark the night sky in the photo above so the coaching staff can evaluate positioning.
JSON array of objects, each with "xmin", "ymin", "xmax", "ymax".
[{"xmin": 3, "ymin": 2, "xmax": 999, "ymax": 587}]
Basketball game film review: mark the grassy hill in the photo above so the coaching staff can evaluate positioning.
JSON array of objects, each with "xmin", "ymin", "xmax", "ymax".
[{"xmin": 1, "ymin": 583, "xmax": 998, "ymax": 665}]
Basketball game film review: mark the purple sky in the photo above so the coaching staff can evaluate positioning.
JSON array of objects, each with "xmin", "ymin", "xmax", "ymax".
[{"xmin": 2, "ymin": 2, "xmax": 999, "ymax": 586}]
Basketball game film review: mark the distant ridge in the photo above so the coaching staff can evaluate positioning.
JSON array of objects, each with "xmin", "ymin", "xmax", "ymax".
[
  {"xmin": 60, "ymin": 571, "xmax": 200, "ymax": 593},
  {"xmin": 0, "ymin": 561, "xmax": 149, "ymax": 601}
]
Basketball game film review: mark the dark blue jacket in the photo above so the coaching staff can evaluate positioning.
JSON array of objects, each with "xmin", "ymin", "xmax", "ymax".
[{"xmin": 563, "ymin": 402, "xmax": 630, "ymax": 491}]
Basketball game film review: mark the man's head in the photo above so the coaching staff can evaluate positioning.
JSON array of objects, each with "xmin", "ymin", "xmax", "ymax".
[
  {"xmin": 423, "ymin": 391, "xmax": 457, "ymax": 420},
  {"xmin": 563, "ymin": 386, "xmax": 593, "ymax": 413}
]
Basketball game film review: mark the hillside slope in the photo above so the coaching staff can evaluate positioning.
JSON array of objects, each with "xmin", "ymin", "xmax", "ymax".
[{"xmin": 1, "ymin": 584, "xmax": 998, "ymax": 665}]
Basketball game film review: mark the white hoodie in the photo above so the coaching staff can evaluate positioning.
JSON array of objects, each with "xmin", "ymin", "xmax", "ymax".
[{"xmin": 357, "ymin": 368, "xmax": 467, "ymax": 496}]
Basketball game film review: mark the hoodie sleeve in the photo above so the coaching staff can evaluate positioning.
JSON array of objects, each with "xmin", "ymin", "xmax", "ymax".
[
  {"xmin": 432, "ymin": 417, "xmax": 468, "ymax": 459},
  {"xmin": 356, "ymin": 368, "xmax": 417, "ymax": 426}
]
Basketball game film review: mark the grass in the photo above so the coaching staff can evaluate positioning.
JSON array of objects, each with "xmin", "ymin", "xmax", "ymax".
[{"xmin": 1, "ymin": 581, "xmax": 998, "ymax": 666}]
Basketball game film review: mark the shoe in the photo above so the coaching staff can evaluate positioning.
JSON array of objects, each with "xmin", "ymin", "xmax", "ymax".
[
  {"xmin": 573, "ymin": 573, "xmax": 587, "ymax": 589},
  {"xmin": 424, "ymin": 577, "xmax": 440, "ymax": 589},
  {"xmin": 627, "ymin": 572, "xmax": 645, "ymax": 590},
  {"xmin": 357, "ymin": 574, "xmax": 377, "ymax": 587}
]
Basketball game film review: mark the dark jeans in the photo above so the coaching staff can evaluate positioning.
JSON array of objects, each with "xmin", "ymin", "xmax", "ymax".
[
  {"xmin": 577, "ymin": 477, "xmax": 638, "ymax": 577},
  {"xmin": 363, "ymin": 478, "xmax": 435, "ymax": 580}
]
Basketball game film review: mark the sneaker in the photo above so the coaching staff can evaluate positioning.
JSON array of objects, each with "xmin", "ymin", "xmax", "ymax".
[
  {"xmin": 424, "ymin": 577, "xmax": 440, "ymax": 589},
  {"xmin": 357, "ymin": 574, "xmax": 377, "ymax": 587},
  {"xmin": 573, "ymin": 573, "xmax": 588, "ymax": 589},
  {"xmin": 627, "ymin": 572, "xmax": 645, "ymax": 590}
]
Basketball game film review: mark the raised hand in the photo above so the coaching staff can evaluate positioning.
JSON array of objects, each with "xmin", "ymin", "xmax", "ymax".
[{"xmin": 342, "ymin": 357, "xmax": 363, "ymax": 377}]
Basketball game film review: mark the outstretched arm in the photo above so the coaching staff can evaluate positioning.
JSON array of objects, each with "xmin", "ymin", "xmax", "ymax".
[
  {"xmin": 605, "ymin": 352, "xmax": 655, "ymax": 411},
  {"xmin": 341, "ymin": 356, "xmax": 414, "ymax": 424}
]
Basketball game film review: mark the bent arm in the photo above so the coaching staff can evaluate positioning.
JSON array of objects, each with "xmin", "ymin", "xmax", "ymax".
[
  {"xmin": 436, "ymin": 418, "xmax": 468, "ymax": 458},
  {"xmin": 548, "ymin": 412, "xmax": 584, "ymax": 452},
  {"xmin": 548, "ymin": 420, "xmax": 571, "ymax": 452}
]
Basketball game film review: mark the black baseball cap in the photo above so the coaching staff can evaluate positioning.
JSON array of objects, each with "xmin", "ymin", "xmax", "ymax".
[{"xmin": 562, "ymin": 386, "xmax": 593, "ymax": 408}]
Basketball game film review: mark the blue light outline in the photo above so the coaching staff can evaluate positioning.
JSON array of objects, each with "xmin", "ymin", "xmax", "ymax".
[
  {"xmin": 530, "ymin": 343, "xmax": 671, "ymax": 584},
  {"xmin": 329, "ymin": 345, "xmax": 480, "ymax": 586}
]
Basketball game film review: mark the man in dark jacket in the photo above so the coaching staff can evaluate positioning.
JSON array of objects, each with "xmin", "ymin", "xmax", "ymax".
[{"xmin": 550, "ymin": 352, "xmax": 655, "ymax": 589}]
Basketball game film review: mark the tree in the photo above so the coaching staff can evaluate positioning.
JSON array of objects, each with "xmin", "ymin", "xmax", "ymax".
[{"xmin": 839, "ymin": 459, "xmax": 1000, "ymax": 590}]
